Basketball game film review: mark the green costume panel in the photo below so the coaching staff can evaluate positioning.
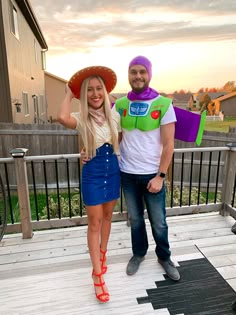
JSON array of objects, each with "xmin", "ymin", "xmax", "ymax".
[{"xmin": 115, "ymin": 96, "xmax": 172, "ymax": 131}]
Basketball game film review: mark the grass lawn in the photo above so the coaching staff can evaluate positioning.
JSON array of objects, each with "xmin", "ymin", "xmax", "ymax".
[
  {"xmin": 7, "ymin": 192, "xmax": 79, "ymax": 223},
  {"xmin": 205, "ymin": 117, "xmax": 236, "ymax": 133}
]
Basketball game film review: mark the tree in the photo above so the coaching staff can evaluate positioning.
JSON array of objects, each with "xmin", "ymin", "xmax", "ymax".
[
  {"xmin": 199, "ymin": 93, "xmax": 211, "ymax": 113},
  {"xmin": 223, "ymin": 81, "xmax": 236, "ymax": 93},
  {"xmin": 208, "ymin": 87, "xmax": 217, "ymax": 93}
]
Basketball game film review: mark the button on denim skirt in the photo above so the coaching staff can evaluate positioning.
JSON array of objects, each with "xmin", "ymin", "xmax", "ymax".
[{"xmin": 82, "ymin": 143, "xmax": 120, "ymax": 206}]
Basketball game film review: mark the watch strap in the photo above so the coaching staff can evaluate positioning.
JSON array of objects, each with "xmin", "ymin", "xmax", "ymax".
[{"xmin": 157, "ymin": 171, "xmax": 166, "ymax": 178}]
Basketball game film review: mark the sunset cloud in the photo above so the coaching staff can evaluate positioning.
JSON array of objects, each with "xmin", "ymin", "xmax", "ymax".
[{"xmin": 30, "ymin": 0, "xmax": 236, "ymax": 92}]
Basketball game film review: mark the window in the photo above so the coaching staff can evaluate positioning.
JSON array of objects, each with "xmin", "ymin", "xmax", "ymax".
[
  {"xmin": 22, "ymin": 92, "xmax": 29, "ymax": 115},
  {"xmin": 39, "ymin": 94, "xmax": 46, "ymax": 114},
  {"xmin": 9, "ymin": 1, "xmax": 19, "ymax": 39},
  {"xmin": 33, "ymin": 95, "xmax": 39, "ymax": 123},
  {"xmin": 34, "ymin": 39, "xmax": 38, "ymax": 64},
  {"xmin": 41, "ymin": 51, "xmax": 46, "ymax": 70}
]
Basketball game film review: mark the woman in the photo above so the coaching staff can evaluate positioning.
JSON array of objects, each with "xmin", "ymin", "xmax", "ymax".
[{"xmin": 57, "ymin": 66, "xmax": 121, "ymax": 303}]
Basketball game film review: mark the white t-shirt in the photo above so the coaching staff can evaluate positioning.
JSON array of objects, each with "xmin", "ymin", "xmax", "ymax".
[
  {"xmin": 119, "ymin": 102, "xmax": 176, "ymax": 174},
  {"xmin": 71, "ymin": 110, "xmax": 121, "ymax": 149}
]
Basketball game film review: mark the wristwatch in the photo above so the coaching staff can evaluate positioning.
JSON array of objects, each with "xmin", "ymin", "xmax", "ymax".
[{"xmin": 157, "ymin": 171, "xmax": 166, "ymax": 178}]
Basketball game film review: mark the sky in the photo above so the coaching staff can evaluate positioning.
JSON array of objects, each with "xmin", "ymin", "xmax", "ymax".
[{"xmin": 30, "ymin": 0, "xmax": 236, "ymax": 93}]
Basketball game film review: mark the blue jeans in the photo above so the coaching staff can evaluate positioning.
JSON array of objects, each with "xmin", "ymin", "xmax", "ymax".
[{"xmin": 121, "ymin": 172, "xmax": 171, "ymax": 260}]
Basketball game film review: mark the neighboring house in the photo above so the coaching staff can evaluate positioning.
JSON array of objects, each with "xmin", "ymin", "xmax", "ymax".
[
  {"xmin": 45, "ymin": 72, "xmax": 80, "ymax": 122},
  {"xmin": 111, "ymin": 92, "xmax": 192, "ymax": 110},
  {"xmin": 0, "ymin": 0, "xmax": 48, "ymax": 123},
  {"xmin": 208, "ymin": 92, "xmax": 236, "ymax": 117},
  {"xmin": 110, "ymin": 93, "xmax": 126, "ymax": 105},
  {"xmin": 166, "ymin": 93, "xmax": 192, "ymax": 110},
  {"xmin": 111, "ymin": 93, "xmax": 127, "ymax": 100},
  {"xmin": 188, "ymin": 93, "xmax": 198, "ymax": 111},
  {"xmin": 188, "ymin": 92, "xmax": 227, "ymax": 112}
]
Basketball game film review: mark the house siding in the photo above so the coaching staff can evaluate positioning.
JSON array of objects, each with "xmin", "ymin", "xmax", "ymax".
[
  {"xmin": 220, "ymin": 97, "xmax": 236, "ymax": 116},
  {"xmin": 0, "ymin": 0, "xmax": 12, "ymax": 122},
  {"xmin": 209, "ymin": 93, "xmax": 236, "ymax": 117},
  {"xmin": 45, "ymin": 72, "xmax": 80, "ymax": 122},
  {"xmin": 0, "ymin": 0, "xmax": 47, "ymax": 123}
]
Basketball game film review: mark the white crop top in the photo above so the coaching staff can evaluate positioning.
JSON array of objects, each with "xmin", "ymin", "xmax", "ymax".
[{"xmin": 71, "ymin": 110, "xmax": 121, "ymax": 149}]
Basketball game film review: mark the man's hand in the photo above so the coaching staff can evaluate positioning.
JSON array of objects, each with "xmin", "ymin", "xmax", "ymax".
[
  {"xmin": 80, "ymin": 147, "xmax": 91, "ymax": 165},
  {"xmin": 147, "ymin": 176, "xmax": 164, "ymax": 193}
]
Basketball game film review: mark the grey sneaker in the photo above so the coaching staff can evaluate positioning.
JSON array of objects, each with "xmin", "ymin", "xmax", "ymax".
[
  {"xmin": 232, "ymin": 299, "xmax": 236, "ymax": 311},
  {"xmin": 126, "ymin": 256, "xmax": 145, "ymax": 276},
  {"xmin": 232, "ymin": 223, "xmax": 236, "ymax": 234},
  {"xmin": 158, "ymin": 258, "xmax": 180, "ymax": 281}
]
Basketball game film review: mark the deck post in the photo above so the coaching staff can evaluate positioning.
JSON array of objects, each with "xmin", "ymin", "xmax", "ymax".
[
  {"xmin": 220, "ymin": 143, "xmax": 236, "ymax": 216},
  {"xmin": 10, "ymin": 148, "xmax": 33, "ymax": 239}
]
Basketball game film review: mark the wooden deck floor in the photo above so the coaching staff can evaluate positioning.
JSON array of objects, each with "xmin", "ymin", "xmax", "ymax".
[{"xmin": 0, "ymin": 212, "xmax": 236, "ymax": 315}]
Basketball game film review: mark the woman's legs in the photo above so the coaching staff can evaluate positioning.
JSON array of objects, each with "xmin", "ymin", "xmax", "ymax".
[
  {"xmin": 100, "ymin": 200, "xmax": 117, "ymax": 272},
  {"xmin": 86, "ymin": 199, "xmax": 117, "ymax": 301},
  {"xmin": 100, "ymin": 199, "xmax": 117, "ymax": 251},
  {"xmin": 87, "ymin": 203, "xmax": 108, "ymax": 302},
  {"xmin": 86, "ymin": 204, "xmax": 103, "ymax": 273}
]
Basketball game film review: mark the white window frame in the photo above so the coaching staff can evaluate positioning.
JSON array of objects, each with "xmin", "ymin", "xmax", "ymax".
[
  {"xmin": 34, "ymin": 39, "xmax": 38, "ymax": 64},
  {"xmin": 22, "ymin": 92, "xmax": 29, "ymax": 116},
  {"xmin": 9, "ymin": 1, "xmax": 19, "ymax": 39},
  {"xmin": 41, "ymin": 50, "xmax": 46, "ymax": 70},
  {"xmin": 39, "ymin": 94, "xmax": 46, "ymax": 114}
]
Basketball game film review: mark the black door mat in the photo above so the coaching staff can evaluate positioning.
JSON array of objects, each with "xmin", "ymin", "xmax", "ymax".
[{"xmin": 137, "ymin": 258, "xmax": 236, "ymax": 314}]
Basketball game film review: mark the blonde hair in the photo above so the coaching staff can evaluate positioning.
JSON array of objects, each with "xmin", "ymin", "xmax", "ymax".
[{"xmin": 79, "ymin": 76, "xmax": 119, "ymax": 158}]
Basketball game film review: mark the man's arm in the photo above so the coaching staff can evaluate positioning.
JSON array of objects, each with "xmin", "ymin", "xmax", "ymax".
[
  {"xmin": 147, "ymin": 122, "xmax": 175, "ymax": 193},
  {"xmin": 159, "ymin": 122, "xmax": 175, "ymax": 174}
]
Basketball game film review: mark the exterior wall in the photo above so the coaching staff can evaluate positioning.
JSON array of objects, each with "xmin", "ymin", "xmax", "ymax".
[
  {"xmin": 220, "ymin": 97, "xmax": 236, "ymax": 117},
  {"xmin": 169, "ymin": 93, "xmax": 192, "ymax": 110},
  {"xmin": 208, "ymin": 94, "xmax": 236, "ymax": 116},
  {"xmin": 45, "ymin": 72, "xmax": 80, "ymax": 122},
  {"xmin": 172, "ymin": 101, "xmax": 188, "ymax": 109},
  {"xmin": 0, "ymin": 0, "xmax": 13, "ymax": 122},
  {"xmin": 208, "ymin": 100, "xmax": 220, "ymax": 115},
  {"xmin": 188, "ymin": 95, "xmax": 198, "ymax": 111},
  {"xmin": 1, "ymin": 0, "xmax": 47, "ymax": 123}
]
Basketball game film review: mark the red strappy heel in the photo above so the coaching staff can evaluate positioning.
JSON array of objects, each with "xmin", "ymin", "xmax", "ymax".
[
  {"xmin": 100, "ymin": 248, "xmax": 107, "ymax": 274},
  {"xmin": 92, "ymin": 270, "xmax": 110, "ymax": 303}
]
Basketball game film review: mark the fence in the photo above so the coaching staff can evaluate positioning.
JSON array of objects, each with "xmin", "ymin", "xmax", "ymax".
[
  {"xmin": 1, "ymin": 123, "xmax": 236, "ymax": 158},
  {"xmin": 1, "ymin": 122, "xmax": 236, "ymax": 194},
  {"xmin": 0, "ymin": 123, "xmax": 80, "ymax": 158}
]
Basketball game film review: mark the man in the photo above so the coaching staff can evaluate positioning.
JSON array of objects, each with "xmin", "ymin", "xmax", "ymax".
[{"xmin": 115, "ymin": 56, "xmax": 180, "ymax": 281}]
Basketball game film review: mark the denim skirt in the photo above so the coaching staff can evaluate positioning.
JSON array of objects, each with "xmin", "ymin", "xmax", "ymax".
[{"xmin": 82, "ymin": 143, "xmax": 120, "ymax": 206}]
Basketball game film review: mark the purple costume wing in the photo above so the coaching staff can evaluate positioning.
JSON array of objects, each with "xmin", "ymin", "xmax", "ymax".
[{"xmin": 174, "ymin": 107, "xmax": 206, "ymax": 146}]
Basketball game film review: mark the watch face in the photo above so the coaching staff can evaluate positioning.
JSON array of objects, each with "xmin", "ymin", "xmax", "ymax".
[{"xmin": 159, "ymin": 172, "xmax": 166, "ymax": 178}]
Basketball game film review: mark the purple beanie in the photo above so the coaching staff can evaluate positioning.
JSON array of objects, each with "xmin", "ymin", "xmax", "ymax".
[{"xmin": 129, "ymin": 55, "xmax": 152, "ymax": 81}]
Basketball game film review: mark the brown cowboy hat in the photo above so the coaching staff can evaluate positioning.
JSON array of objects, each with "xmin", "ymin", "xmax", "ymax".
[{"xmin": 68, "ymin": 66, "xmax": 117, "ymax": 99}]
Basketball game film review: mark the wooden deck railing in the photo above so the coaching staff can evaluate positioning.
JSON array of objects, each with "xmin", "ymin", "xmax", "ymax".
[{"xmin": 0, "ymin": 144, "xmax": 235, "ymax": 239}]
